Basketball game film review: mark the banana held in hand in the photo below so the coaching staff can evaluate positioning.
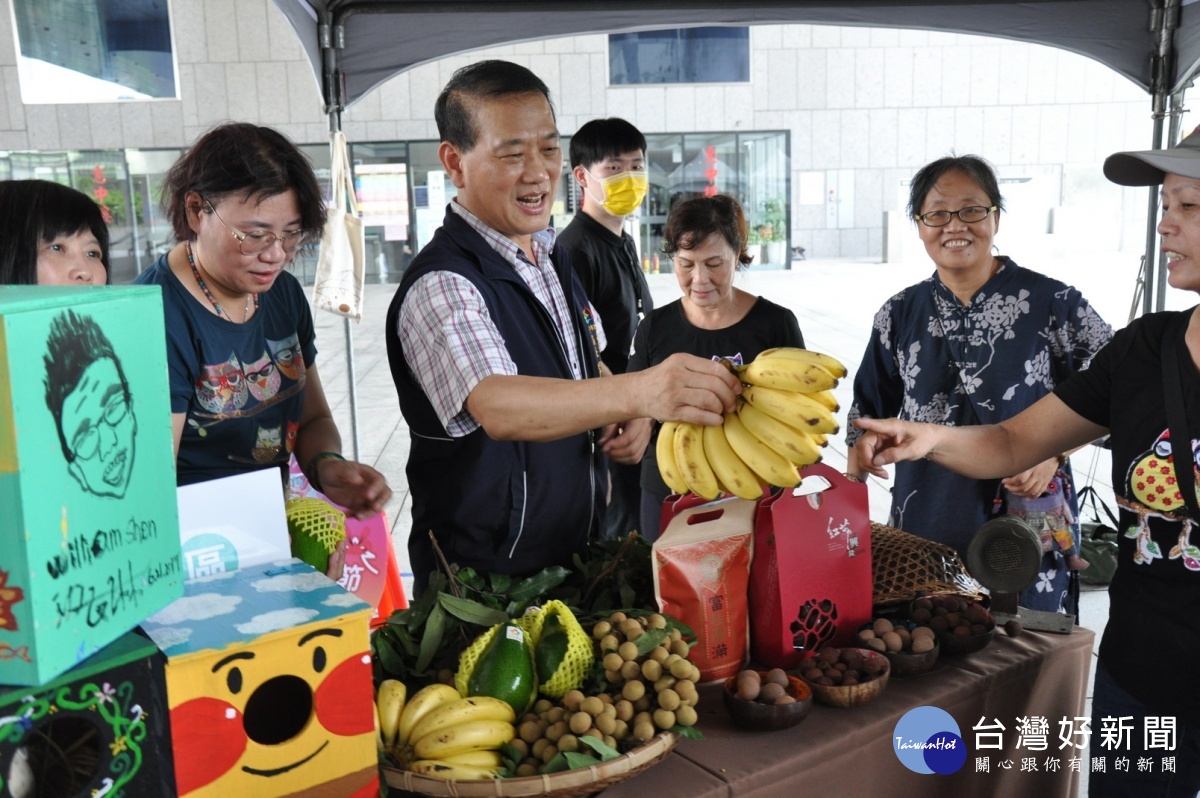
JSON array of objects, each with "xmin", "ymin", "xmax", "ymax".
[
  {"xmin": 397, "ymin": 683, "xmax": 462, "ymax": 745},
  {"xmin": 807, "ymin": 389, "xmax": 840, "ymax": 413},
  {"xmin": 674, "ymin": 421, "xmax": 721, "ymax": 500},
  {"xmin": 408, "ymin": 696, "xmax": 516, "ymax": 745},
  {"xmin": 754, "ymin": 347, "xmax": 848, "ymax": 378},
  {"xmin": 742, "ymin": 384, "xmax": 840, "ymax": 435},
  {"xmin": 408, "ymin": 759, "xmax": 503, "ymax": 781},
  {"xmin": 737, "ymin": 349, "xmax": 840, "ymax": 393},
  {"xmin": 738, "ymin": 400, "xmax": 823, "ymax": 467},
  {"xmin": 703, "ymin": 421, "xmax": 764, "ymax": 501},
  {"xmin": 656, "ymin": 420, "xmax": 690, "ymax": 495},
  {"xmin": 412, "ymin": 719, "xmax": 516, "ymax": 761},
  {"xmin": 723, "ymin": 409, "xmax": 801, "ymax": 488},
  {"xmin": 375, "ymin": 678, "xmax": 408, "ymax": 751}
]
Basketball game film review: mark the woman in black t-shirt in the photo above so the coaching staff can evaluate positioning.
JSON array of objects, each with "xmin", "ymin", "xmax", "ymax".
[
  {"xmin": 854, "ymin": 134, "xmax": 1200, "ymax": 797},
  {"xmin": 627, "ymin": 195, "xmax": 804, "ymax": 539}
]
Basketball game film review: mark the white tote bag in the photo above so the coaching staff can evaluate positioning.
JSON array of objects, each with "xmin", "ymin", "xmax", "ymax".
[{"xmin": 313, "ymin": 131, "xmax": 365, "ymax": 321}]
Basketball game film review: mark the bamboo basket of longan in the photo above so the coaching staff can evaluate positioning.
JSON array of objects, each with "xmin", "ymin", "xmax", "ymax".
[{"xmin": 383, "ymin": 731, "xmax": 678, "ymax": 797}]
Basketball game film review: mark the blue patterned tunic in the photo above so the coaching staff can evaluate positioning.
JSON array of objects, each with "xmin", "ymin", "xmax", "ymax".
[{"xmin": 846, "ymin": 258, "xmax": 1114, "ymax": 612}]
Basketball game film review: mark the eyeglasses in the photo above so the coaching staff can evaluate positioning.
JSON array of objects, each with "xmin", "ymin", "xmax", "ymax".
[
  {"xmin": 71, "ymin": 394, "xmax": 129, "ymax": 461},
  {"xmin": 913, "ymin": 205, "xmax": 997, "ymax": 227},
  {"xmin": 203, "ymin": 199, "xmax": 311, "ymax": 255}
]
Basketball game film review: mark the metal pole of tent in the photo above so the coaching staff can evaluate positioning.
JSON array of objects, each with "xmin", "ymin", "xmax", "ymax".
[
  {"xmin": 320, "ymin": 7, "xmax": 361, "ymax": 461},
  {"xmin": 1145, "ymin": 0, "xmax": 1181, "ymax": 314}
]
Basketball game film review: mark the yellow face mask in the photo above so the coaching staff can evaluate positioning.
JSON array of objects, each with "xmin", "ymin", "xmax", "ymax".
[{"xmin": 589, "ymin": 171, "xmax": 648, "ymax": 217}]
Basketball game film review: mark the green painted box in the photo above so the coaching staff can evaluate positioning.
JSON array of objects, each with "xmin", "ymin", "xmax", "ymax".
[{"xmin": 0, "ymin": 286, "xmax": 183, "ymax": 686}]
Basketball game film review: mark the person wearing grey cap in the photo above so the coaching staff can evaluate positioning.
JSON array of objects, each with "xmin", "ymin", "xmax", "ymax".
[{"xmin": 852, "ymin": 132, "xmax": 1200, "ymax": 796}]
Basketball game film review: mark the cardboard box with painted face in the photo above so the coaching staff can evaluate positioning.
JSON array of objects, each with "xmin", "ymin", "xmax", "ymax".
[
  {"xmin": 0, "ymin": 630, "xmax": 174, "ymax": 798},
  {"xmin": 141, "ymin": 559, "xmax": 377, "ymax": 798},
  {"xmin": 0, "ymin": 286, "xmax": 183, "ymax": 686}
]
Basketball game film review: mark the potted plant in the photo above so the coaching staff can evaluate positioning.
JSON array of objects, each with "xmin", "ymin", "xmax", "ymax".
[
  {"xmin": 761, "ymin": 198, "xmax": 788, "ymax": 265},
  {"xmin": 745, "ymin": 227, "xmax": 764, "ymax": 265}
]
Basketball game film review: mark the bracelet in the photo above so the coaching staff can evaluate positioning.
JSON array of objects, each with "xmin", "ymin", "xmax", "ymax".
[
  {"xmin": 1056, "ymin": 453, "xmax": 1069, "ymax": 468},
  {"xmin": 306, "ymin": 451, "xmax": 345, "ymax": 493}
]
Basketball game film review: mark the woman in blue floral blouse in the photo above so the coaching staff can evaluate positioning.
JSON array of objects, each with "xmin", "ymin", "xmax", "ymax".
[{"xmin": 846, "ymin": 155, "xmax": 1114, "ymax": 614}]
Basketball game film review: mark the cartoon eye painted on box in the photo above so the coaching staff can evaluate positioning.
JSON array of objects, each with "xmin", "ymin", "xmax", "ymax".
[{"xmin": 142, "ymin": 561, "xmax": 378, "ymax": 798}]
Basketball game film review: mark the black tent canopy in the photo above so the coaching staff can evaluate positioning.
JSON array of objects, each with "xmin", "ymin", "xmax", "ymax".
[{"xmin": 270, "ymin": 0, "xmax": 1200, "ymax": 450}]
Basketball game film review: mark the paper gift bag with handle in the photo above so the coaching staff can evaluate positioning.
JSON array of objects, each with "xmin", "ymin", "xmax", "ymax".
[
  {"xmin": 750, "ymin": 463, "xmax": 872, "ymax": 669},
  {"xmin": 313, "ymin": 130, "xmax": 365, "ymax": 321},
  {"xmin": 653, "ymin": 495, "xmax": 756, "ymax": 683}
]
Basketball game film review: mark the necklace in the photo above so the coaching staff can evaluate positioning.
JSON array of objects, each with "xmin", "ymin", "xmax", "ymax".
[{"xmin": 187, "ymin": 241, "xmax": 257, "ymax": 322}]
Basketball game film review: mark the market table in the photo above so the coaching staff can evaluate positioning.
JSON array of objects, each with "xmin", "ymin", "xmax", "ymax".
[{"xmin": 600, "ymin": 627, "xmax": 1094, "ymax": 798}]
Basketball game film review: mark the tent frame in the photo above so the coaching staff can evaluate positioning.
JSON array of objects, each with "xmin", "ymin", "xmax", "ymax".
[{"xmin": 303, "ymin": 0, "xmax": 1198, "ymax": 447}]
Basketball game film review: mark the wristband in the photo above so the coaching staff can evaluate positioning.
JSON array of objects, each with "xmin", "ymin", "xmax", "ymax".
[{"xmin": 306, "ymin": 451, "xmax": 345, "ymax": 493}]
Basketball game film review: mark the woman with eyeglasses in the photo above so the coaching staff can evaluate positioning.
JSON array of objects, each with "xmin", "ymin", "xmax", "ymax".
[
  {"xmin": 133, "ymin": 123, "xmax": 390, "ymax": 519},
  {"xmin": 845, "ymin": 154, "xmax": 1113, "ymax": 616}
]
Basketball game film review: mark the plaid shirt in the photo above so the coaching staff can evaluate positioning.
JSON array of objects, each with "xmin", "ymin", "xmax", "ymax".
[{"xmin": 398, "ymin": 201, "xmax": 606, "ymax": 436}]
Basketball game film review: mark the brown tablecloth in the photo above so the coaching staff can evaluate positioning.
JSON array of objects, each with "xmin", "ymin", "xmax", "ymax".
[{"xmin": 600, "ymin": 627, "xmax": 1094, "ymax": 798}]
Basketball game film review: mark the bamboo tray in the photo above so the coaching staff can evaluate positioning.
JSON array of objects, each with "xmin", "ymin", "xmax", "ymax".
[{"xmin": 384, "ymin": 731, "xmax": 679, "ymax": 797}]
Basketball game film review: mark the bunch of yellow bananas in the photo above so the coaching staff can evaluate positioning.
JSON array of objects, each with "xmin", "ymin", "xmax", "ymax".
[
  {"xmin": 375, "ymin": 680, "xmax": 516, "ymax": 780},
  {"xmin": 658, "ymin": 347, "xmax": 845, "ymax": 500}
]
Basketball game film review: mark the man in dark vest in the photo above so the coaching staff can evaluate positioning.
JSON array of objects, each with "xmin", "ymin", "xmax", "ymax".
[
  {"xmin": 558, "ymin": 117, "xmax": 654, "ymax": 541},
  {"xmin": 386, "ymin": 60, "xmax": 739, "ymax": 592}
]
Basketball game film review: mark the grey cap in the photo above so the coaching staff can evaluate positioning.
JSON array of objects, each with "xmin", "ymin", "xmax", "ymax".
[{"xmin": 1104, "ymin": 129, "xmax": 1200, "ymax": 186}]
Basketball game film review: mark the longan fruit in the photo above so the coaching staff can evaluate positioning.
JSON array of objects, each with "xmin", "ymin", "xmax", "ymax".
[
  {"xmin": 558, "ymin": 733, "xmax": 579, "ymax": 752},
  {"xmin": 613, "ymin": 719, "xmax": 629, "ymax": 740},
  {"xmin": 633, "ymin": 721, "xmax": 656, "ymax": 742},
  {"xmin": 609, "ymin": 611, "xmax": 628, "ymax": 623},
  {"xmin": 562, "ymin": 690, "xmax": 585, "ymax": 711},
  {"xmin": 881, "ymin": 631, "xmax": 903, "ymax": 652},
  {"xmin": 545, "ymin": 720, "xmax": 567, "ymax": 742},
  {"xmin": 601, "ymin": 702, "xmax": 617, "ymax": 718},
  {"xmin": 603, "ymin": 652, "xmax": 624, "ymax": 672},
  {"xmin": 509, "ymin": 738, "xmax": 530, "ymax": 758},
  {"xmin": 569, "ymin": 711, "xmax": 593, "ymax": 735},
  {"xmin": 912, "ymin": 636, "xmax": 935, "ymax": 654},
  {"xmin": 857, "ymin": 629, "xmax": 876, "ymax": 641},
  {"xmin": 872, "ymin": 618, "xmax": 894, "ymax": 636},
  {"xmin": 604, "ymin": 735, "xmax": 619, "ymax": 750},
  {"xmin": 594, "ymin": 713, "xmax": 617, "ymax": 735},
  {"xmin": 516, "ymin": 762, "xmax": 538, "ymax": 777},
  {"xmin": 625, "ymin": 625, "xmax": 644, "ymax": 642},
  {"xmin": 615, "ymin": 699, "xmax": 635, "ymax": 722},
  {"xmin": 618, "ymin": 641, "xmax": 640, "ymax": 661},
  {"xmin": 622, "ymin": 680, "xmax": 646, "ymax": 701},
  {"xmin": 519, "ymin": 719, "xmax": 542, "ymax": 744},
  {"xmin": 911, "ymin": 626, "xmax": 935, "ymax": 640},
  {"xmin": 653, "ymin": 708, "xmax": 676, "ymax": 730},
  {"xmin": 540, "ymin": 744, "xmax": 559, "ymax": 764},
  {"xmin": 580, "ymin": 696, "xmax": 604, "ymax": 716},
  {"xmin": 620, "ymin": 660, "xmax": 642, "ymax": 680},
  {"xmin": 669, "ymin": 639, "xmax": 690, "ymax": 657},
  {"xmin": 583, "ymin": 728, "xmax": 603, "ymax": 740},
  {"xmin": 658, "ymin": 688, "xmax": 681, "ymax": 710},
  {"xmin": 674, "ymin": 680, "xmax": 697, "ymax": 705},
  {"xmin": 592, "ymin": 620, "xmax": 612, "ymax": 639},
  {"xmin": 634, "ymin": 696, "xmax": 652, "ymax": 712},
  {"xmin": 546, "ymin": 706, "xmax": 566, "ymax": 724},
  {"xmin": 641, "ymin": 659, "xmax": 663, "ymax": 681},
  {"xmin": 605, "ymin": 669, "xmax": 622, "ymax": 684},
  {"xmin": 648, "ymin": 613, "xmax": 668, "ymax": 629},
  {"xmin": 675, "ymin": 704, "xmax": 698, "ymax": 727},
  {"xmin": 600, "ymin": 634, "xmax": 620, "ymax": 652},
  {"xmin": 633, "ymin": 711, "xmax": 652, "ymax": 727},
  {"xmin": 534, "ymin": 698, "xmax": 553, "ymax": 714},
  {"xmin": 532, "ymin": 738, "xmax": 551, "ymax": 759},
  {"xmin": 669, "ymin": 659, "xmax": 693, "ymax": 679},
  {"xmin": 654, "ymin": 675, "xmax": 677, "ymax": 693},
  {"xmin": 649, "ymin": 645, "xmax": 670, "ymax": 663}
]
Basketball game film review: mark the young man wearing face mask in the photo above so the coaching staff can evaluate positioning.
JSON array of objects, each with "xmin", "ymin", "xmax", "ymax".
[{"xmin": 558, "ymin": 117, "xmax": 655, "ymax": 540}]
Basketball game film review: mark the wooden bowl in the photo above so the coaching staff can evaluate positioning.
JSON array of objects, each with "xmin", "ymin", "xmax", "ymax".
[
  {"xmin": 800, "ymin": 649, "xmax": 890, "ymax": 708},
  {"xmin": 909, "ymin": 596, "xmax": 995, "ymax": 657},
  {"xmin": 856, "ymin": 622, "xmax": 941, "ymax": 677},
  {"xmin": 722, "ymin": 672, "xmax": 814, "ymax": 731}
]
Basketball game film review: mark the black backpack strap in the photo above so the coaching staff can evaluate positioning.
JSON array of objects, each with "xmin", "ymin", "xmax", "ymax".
[{"xmin": 1160, "ymin": 312, "xmax": 1200, "ymax": 521}]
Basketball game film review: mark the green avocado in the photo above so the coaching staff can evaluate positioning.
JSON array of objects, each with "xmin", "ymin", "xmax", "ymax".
[
  {"xmin": 535, "ymin": 613, "xmax": 569, "ymax": 684},
  {"xmin": 467, "ymin": 622, "xmax": 535, "ymax": 714}
]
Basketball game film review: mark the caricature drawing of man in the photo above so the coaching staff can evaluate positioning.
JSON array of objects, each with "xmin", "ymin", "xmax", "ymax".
[{"xmin": 43, "ymin": 310, "xmax": 137, "ymax": 498}]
